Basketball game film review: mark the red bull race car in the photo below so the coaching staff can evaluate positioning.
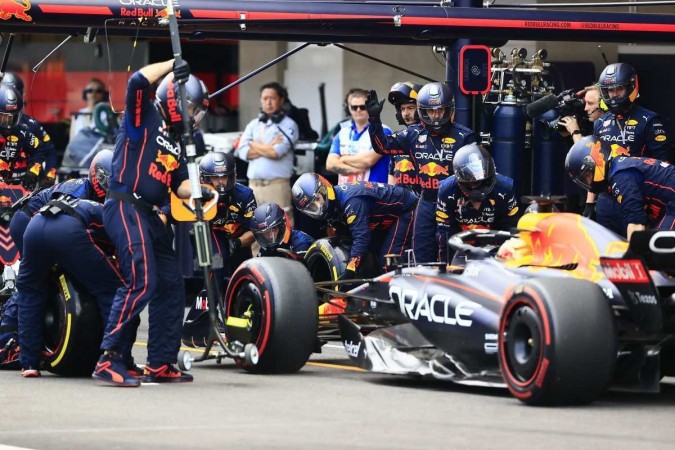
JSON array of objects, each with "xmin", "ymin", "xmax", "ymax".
[{"xmin": 240, "ymin": 207, "xmax": 675, "ymax": 405}]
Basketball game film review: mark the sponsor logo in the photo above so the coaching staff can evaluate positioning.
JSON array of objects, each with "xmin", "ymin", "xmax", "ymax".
[
  {"xmin": 626, "ymin": 119, "xmax": 638, "ymax": 126},
  {"xmin": 442, "ymin": 137, "xmax": 456, "ymax": 144},
  {"xmin": 418, "ymin": 135, "xmax": 427, "ymax": 143},
  {"xmin": 343, "ymin": 340, "xmax": 361, "ymax": 358},
  {"xmin": 165, "ymin": 79, "xmax": 182, "ymax": 124},
  {"xmin": 601, "ymin": 259, "xmax": 649, "ymax": 283},
  {"xmin": 0, "ymin": 159, "xmax": 11, "ymax": 171},
  {"xmin": 599, "ymin": 134, "xmax": 635, "ymax": 143},
  {"xmin": 155, "ymin": 150, "xmax": 180, "ymax": 171},
  {"xmin": 394, "ymin": 158, "xmax": 415, "ymax": 173},
  {"xmin": 418, "ymin": 162, "xmax": 450, "ymax": 177},
  {"xmin": 156, "ymin": 135, "xmax": 180, "ymax": 156},
  {"xmin": 391, "ymin": 286, "xmax": 481, "ymax": 326},
  {"xmin": 0, "ymin": 0, "xmax": 32, "ymax": 22},
  {"xmin": 655, "ymin": 135, "xmax": 667, "ymax": 142},
  {"xmin": 626, "ymin": 290, "xmax": 657, "ymax": 305},
  {"xmin": 414, "ymin": 152, "xmax": 453, "ymax": 162}
]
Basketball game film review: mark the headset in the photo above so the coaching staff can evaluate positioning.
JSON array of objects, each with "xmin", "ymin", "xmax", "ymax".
[
  {"xmin": 258, "ymin": 110, "xmax": 284, "ymax": 124},
  {"xmin": 82, "ymin": 78, "xmax": 109, "ymax": 102},
  {"xmin": 343, "ymin": 88, "xmax": 369, "ymax": 117}
]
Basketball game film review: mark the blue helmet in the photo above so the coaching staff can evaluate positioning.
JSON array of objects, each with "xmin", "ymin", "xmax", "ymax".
[
  {"xmin": 565, "ymin": 136, "xmax": 611, "ymax": 194},
  {"xmin": 292, "ymin": 172, "xmax": 335, "ymax": 221},
  {"xmin": 155, "ymin": 73, "xmax": 209, "ymax": 133},
  {"xmin": 452, "ymin": 143, "xmax": 496, "ymax": 201},
  {"xmin": 598, "ymin": 63, "xmax": 638, "ymax": 115},
  {"xmin": 89, "ymin": 149, "xmax": 113, "ymax": 200},
  {"xmin": 251, "ymin": 203, "xmax": 291, "ymax": 249},
  {"xmin": 417, "ymin": 82, "xmax": 454, "ymax": 133},
  {"xmin": 199, "ymin": 151, "xmax": 236, "ymax": 195},
  {"xmin": 0, "ymin": 84, "xmax": 23, "ymax": 132},
  {"xmin": 1, "ymin": 73, "xmax": 24, "ymax": 96}
]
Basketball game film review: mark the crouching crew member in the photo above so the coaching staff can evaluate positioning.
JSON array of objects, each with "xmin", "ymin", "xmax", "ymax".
[
  {"xmin": 96, "ymin": 59, "xmax": 210, "ymax": 387},
  {"xmin": 251, "ymin": 202, "xmax": 314, "ymax": 256},
  {"xmin": 292, "ymin": 174, "xmax": 417, "ymax": 279},
  {"xmin": 566, "ymin": 136, "xmax": 675, "ymax": 240},
  {"xmin": 436, "ymin": 144, "xmax": 520, "ymax": 262}
]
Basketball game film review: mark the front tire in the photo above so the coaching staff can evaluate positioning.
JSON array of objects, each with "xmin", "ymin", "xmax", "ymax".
[
  {"xmin": 498, "ymin": 278, "xmax": 616, "ymax": 405},
  {"xmin": 225, "ymin": 257, "xmax": 318, "ymax": 373}
]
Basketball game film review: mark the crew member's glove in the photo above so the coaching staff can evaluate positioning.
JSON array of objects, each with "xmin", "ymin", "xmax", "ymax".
[
  {"xmin": 366, "ymin": 89, "xmax": 385, "ymax": 120},
  {"xmin": 23, "ymin": 164, "xmax": 42, "ymax": 190},
  {"xmin": 39, "ymin": 168, "xmax": 57, "ymax": 188},
  {"xmin": 228, "ymin": 238, "xmax": 241, "ymax": 255},
  {"xmin": 582, "ymin": 202, "xmax": 596, "ymax": 220},
  {"xmin": 173, "ymin": 59, "xmax": 191, "ymax": 84},
  {"xmin": 338, "ymin": 268, "xmax": 356, "ymax": 281},
  {"xmin": 200, "ymin": 186, "xmax": 214, "ymax": 201}
]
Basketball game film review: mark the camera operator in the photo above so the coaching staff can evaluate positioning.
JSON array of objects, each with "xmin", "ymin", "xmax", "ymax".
[{"xmin": 558, "ymin": 85, "xmax": 604, "ymax": 143}]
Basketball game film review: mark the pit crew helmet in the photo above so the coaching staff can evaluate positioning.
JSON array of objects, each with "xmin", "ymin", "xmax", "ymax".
[
  {"xmin": 1, "ymin": 73, "xmax": 24, "ymax": 96},
  {"xmin": 251, "ymin": 203, "xmax": 291, "ymax": 250},
  {"xmin": 199, "ymin": 151, "xmax": 236, "ymax": 195},
  {"xmin": 388, "ymin": 81, "xmax": 422, "ymax": 125},
  {"xmin": 155, "ymin": 73, "xmax": 209, "ymax": 134},
  {"xmin": 598, "ymin": 63, "xmax": 638, "ymax": 115},
  {"xmin": 417, "ymin": 82, "xmax": 454, "ymax": 133},
  {"xmin": 88, "ymin": 149, "xmax": 113, "ymax": 200},
  {"xmin": 565, "ymin": 135, "xmax": 611, "ymax": 194},
  {"xmin": 452, "ymin": 143, "xmax": 496, "ymax": 201},
  {"xmin": 0, "ymin": 84, "xmax": 23, "ymax": 132},
  {"xmin": 292, "ymin": 172, "xmax": 335, "ymax": 221}
]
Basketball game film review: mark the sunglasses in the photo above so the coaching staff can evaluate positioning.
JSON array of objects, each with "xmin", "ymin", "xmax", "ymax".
[
  {"xmin": 85, "ymin": 88, "xmax": 105, "ymax": 95},
  {"xmin": 350, "ymin": 104, "xmax": 367, "ymax": 112}
]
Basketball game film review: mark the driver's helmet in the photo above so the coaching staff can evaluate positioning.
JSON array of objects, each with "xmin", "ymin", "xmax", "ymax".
[
  {"xmin": 291, "ymin": 172, "xmax": 335, "ymax": 221},
  {"xmin": 155, "ymin": 73, "xmax": 209, "ymax": 134},
  {"xmin": 251, "ymin": 203, "xmax": 291, "ymax": 250},
  {"xmin": 598, "ymin": 62, "xmax": 638, "ymax": 115},
  {"xmin": 199, "ymin": 152, "xmax": 236, "ymax": 195},
  {"xmin": 452, "ymin": 143, "xmax": 496, "ymax": 201},
  {"xmin": 88, "ymin": 149, "xmax": 113, "ymax": 200},
  {"xmin": 388, "ymin": 81, "xmax": 422, "ymax": 125},
  {"xmin": 0, "ymin": 84, "xmax": 23, "ymax": 132},
  {"xmin": 417, "ymin": 82, "xmax": 454, "ymax": 133},
  {"xmin": 565, "ymin": 135, "xmax": 611, "ymax": 193}
]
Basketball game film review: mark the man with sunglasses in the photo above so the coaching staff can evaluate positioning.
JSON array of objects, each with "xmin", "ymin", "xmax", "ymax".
[
  {"xmin": 326, "ymin": 88, "xmax": 391, "ymax": 184},
  {"xmin": 70, "ymin": 78, "xmax": 111, "ymax": 141}
]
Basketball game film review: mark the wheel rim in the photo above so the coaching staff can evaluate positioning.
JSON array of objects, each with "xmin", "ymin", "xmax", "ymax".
[
  {"xmin": 227, "ymin": 279, "xmax": 265, "ymax": 346},
  {"xmin": 504, "ymin": 304, "xmax": 543, "ymax": 383},
  {"xmin": 42, "ymin": 291, "xmax": 66, "ymax": 357}
]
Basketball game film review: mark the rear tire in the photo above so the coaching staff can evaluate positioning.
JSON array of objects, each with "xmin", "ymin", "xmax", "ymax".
[
  {"xmin": 498, "ymin": 278, "xmax": 616, "ymax": 405},
  {"xmin": 42, "ymin": 271, "xmax": 103, "ymax": 376},
  {"xmin": 225, "ymin": 257, "xmax": 318, "ymax": 373}
]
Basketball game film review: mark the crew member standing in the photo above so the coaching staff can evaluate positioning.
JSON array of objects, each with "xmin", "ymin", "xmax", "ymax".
[{"xmin": 94, "ymin": 59, "xmax": 210, "ymax": 387}]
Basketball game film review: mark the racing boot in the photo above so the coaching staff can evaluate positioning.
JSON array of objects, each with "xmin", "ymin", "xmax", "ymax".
[
  {"xmin": 21, "ymin": 367, "xmax": 41, "ymax": 378},
  {"xmin": 0, "ymin": 336, "xmax": 20, "ymax": 370},
  {"xmin": 142, "ymin": 363, "xmax": 193, "ymax": 383},
  {"xmin": 92, "ymin": 353, "xmax": 141, "ymax": 387}
]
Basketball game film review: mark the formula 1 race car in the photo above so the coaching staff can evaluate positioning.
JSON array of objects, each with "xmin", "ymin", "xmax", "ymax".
[{"xmin": 247, "ymin": 208, "xmax": 675, "ymax": 405}]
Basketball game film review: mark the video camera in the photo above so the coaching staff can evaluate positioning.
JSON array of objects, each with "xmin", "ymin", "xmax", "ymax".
[{"xmin": 526, "ymin": 89, "xmax": 591, "ymax": 135}]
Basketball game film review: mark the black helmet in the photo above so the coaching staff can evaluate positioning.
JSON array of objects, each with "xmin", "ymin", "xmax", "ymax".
[
  {"xmin": 155, "ymin": 73, "xmax": 209, "ymax": 134},
  {"xmin": 452, "ymin": 143, "xmax": 496, "ymax": 201},
  {"xmin": 291, "ymin": 172, "xmax": 335, "ymax": 221},
  {"xmin": 199, "ymin": 151, "xmax": 236, "ymax": 195},
  {"xmin": 0, "ymin": 84, "xmax": 23, "ymax": 132},
  {"xmin": 598, "ymin": 63, "xmax": 638, "ymax": 115},
  {"xmin": 88, "ymin": 149, "xmax": 113, "ymax": 200},
  {"xmin": 1, "ymin": 73, "xmax": 24, "ymax": 96},
  {"xmin": 565, "ymin": 136, "xmax": 611, "ymax": 194},
  {"xmin": 388, "ymin": 81, "xmax": 422, "ymax": 125},
  {"xmin": 417, "ymin": 82, "xmax": 454, "ymax": 133},
  {"xmin": 251, "ymin": 203, "xmax": 291, "ymax": 250}
]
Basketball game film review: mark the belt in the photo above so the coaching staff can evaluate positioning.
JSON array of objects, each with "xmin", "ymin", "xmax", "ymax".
[
  {"xmin": 421, "ymin": 190, "xmax": 438, "ymax": 202},
  {"xmin": 107, "ymin": 190, "xmax": 157, "ymax": 215},
  {"xmin": 249, "ymin": 178, "xmax": 288, "ymax": 187},
  {"xmin": 39, "ymin": 199, "xmax": 87, "ymax": 227}
]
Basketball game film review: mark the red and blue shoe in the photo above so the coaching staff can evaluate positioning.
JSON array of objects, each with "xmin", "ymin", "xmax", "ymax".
[
  {"xmin": 92, "ymin": 353, "xmax": 141, "ymax": 387},
  {"xmin": 142, "ymin": 363, "xmax": 193, "ymax": 383},
  {"xmin": 21, "ymin": 367, "xmax": 40, "ymax": 378}
]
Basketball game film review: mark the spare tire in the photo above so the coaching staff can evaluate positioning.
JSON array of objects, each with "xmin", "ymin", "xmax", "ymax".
[
  {"xmin": 42, "ymin": 271, "xmax": 103, "ymax": 376},
  {"xmin": 304, "ymin": 238, "xmax": 349, "ymax": 283}
]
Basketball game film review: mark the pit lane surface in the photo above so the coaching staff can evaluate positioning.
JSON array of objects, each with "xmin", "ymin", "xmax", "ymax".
[{"xmin": 2, "ymin": 309, "xmax": 675, "ymax": 450}]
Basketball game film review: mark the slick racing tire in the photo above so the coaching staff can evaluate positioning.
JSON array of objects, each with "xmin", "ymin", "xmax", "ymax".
[
  {"xmin": 498, "ymin": 278, "xmax": 616, "ymax": 405},
  {"xmin": 42, "ymin": 271, "xmax": 103, "ymax": 376},
  {"xmin": 225, "ymin": 257, "xmax": 318, "ymax": 374},
  {"xmin": 304, "ymin": 238, "xmax": 349, "ymax": 283}
]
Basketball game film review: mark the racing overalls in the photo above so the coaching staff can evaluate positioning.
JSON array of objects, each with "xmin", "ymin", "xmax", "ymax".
[
  {"xmin": 101, "ymin": 70, "xmax": 189, "ymax": 366},
  {"xmin": 0, "ymin": 120, "xmax": 47, "ymax": 188},
  {"xmin": 209, "ymin": 182, "xmax": 256, "ymax": 278},
  {"xmin": 21, "ymin": 114, "xmax": 58, "ymax": 187},
  {"xmin": 607, "ymin": 156, "xmax": 675, "ymax": 230},
  {"xmin": 331, "ymin": 181, "xmax": 418, "ymax": 273},
  {"xmin": 369, "ymin": 118, "xmax": 476, "ymax": 263},
  {"xmin": 593, "ymin": 105, "xmax": 670, "ymax": 235},
  {"xmin": 436, "ymin": 174, "xmax": 520, "ymax": 262},
  {"xmin": 17, "ymin": 197, "xmax": 123, "ymax": 369}
]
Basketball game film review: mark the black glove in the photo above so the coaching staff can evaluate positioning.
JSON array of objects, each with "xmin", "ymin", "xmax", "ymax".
[
  {"xmin": 582, "ymin": 202, "xmax": 596, "ymax": 220},
  {"xmin": 200, "ymin": 186, "xmax": 214, "ymax": 201},
  {"xmin": 366, "ymin": 89, "xmax": 385, "ymax": 120},
  {"xmin": 39, "ymin": 174, "xmax": 55, "ymax": 189},
  {"xmin": 22, "ymin": 172, "xmax": 39, "ymax": 190},
  {"xmin": 228, "ymin": 238, "xmax": 241, "ymax": 255},
  {"xmin": 172, "ymin": 59, "xmax": 191, "ymax": 84}
]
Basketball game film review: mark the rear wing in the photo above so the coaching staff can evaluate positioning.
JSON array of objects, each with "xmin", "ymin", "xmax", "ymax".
[{"xmin": 626, "ymin": 230, "xmax": 675, "ymax": 274}]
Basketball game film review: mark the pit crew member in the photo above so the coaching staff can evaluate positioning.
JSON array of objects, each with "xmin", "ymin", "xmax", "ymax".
[{"xmin": 251, "ymin": 202, "xmax": 314, "ymax": 256}]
